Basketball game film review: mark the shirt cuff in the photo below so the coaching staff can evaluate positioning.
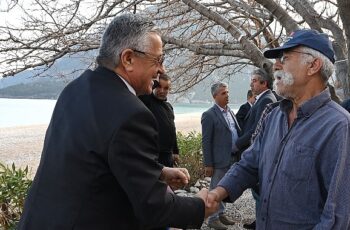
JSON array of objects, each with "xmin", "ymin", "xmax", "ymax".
[{"xmin": 217, "ymin": 173, "xmax": 244, "ymax": 201}]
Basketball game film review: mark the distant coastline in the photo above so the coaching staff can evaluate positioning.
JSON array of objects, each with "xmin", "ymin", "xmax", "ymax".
[{"xmin": 0, "ymin": 98, "xmax": 239, "ymax": 128}]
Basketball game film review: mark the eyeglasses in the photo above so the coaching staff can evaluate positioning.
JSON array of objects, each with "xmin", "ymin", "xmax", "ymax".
[
  {"xmin": 279, "ymin": 50, "xmax": 314, "ymax": 64},
  {"xmin": 132, "ymin": 49, "xmax": 165, "ymax": 65}
]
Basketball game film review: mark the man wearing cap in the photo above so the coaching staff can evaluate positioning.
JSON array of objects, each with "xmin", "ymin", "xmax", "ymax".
[{"xmin": 206, "ymin": 29, "xmax": 350, "ymax": 229}]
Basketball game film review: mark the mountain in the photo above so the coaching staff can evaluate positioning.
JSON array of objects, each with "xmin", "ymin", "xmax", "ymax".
[
  {"xmin": 0, "ymin": 79, "xmax": 66, "ymax": 99},
  {"xmin": 0, "ymin": 51, "xmax": 252, "ymax": 104},
  {"xmin": 0, "ymin": 51, "xmax": 95, "ymax": 99}
]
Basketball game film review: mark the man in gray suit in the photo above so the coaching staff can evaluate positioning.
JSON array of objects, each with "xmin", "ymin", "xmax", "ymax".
[{"xmin": 202, "ymin": 82, "xmax": 241, "ymax": 230}]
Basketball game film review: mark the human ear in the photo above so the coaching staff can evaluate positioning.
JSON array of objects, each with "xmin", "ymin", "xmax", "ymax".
[
  {"xmin": 307, "ymin": 58, "xmax": 322, "ymax": 76},
  {"xmin": 120, "ymin": 49, "xmax": 134, "ymax": 71}
]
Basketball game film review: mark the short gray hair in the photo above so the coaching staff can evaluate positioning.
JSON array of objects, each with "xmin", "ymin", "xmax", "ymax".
[
  {"xmin": 211, "ymin": 82, "xmax": 228, "ymax": 96},
  {"xmin": 96, "ymin": 14, "xmax": 160, "ymax": 68},
  {"xmin": 298, "ymin": 46, "xmax": 335, "ymax": 83},
  {"xmin": 252, "ymin": 68, "xmax": 273, "ymax": 89}
]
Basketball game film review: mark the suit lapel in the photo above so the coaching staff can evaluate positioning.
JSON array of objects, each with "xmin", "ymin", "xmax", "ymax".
[
  {"xmin": 245, "ymin": 90, "xmax": 271, "ymax": 121},
  {"xmin": 244, "ymin": 107, "xmax": 252, "ymax": 121},
  {"xmin": 213, "ymin": 105, "xmax": 230, "ymax": 131}
]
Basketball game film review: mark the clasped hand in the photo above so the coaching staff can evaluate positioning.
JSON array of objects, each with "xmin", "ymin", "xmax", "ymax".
[
  {"xmin": 196, "ymin": 189, "xmax": 221, "ymax": 219},
  {"xmin": 160, "ymin": 167, "xmax": 222, "ymax": 219}
]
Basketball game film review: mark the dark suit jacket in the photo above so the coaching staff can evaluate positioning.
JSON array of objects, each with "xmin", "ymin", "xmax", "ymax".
[
  {"xmin": 139, "ymin": 94, "xmax": 179, "ymax": 167},
  {"xmin": 236, "ymin": 102, "xmax": 251, "ymax": 128},
  {"xmin": 201, "ymin": 105, "xmax": 241, "ymax": 168},
  {"xmin": 341, "ymin": 98, "xmax": 350, "ymax": 113},
  {"xmin": 236, "ymin": 90, "xmax": 277, "ymax": 151},
  {"xmin": 18, "ymin": 67, "xmax": 204, "ymax": 230}
]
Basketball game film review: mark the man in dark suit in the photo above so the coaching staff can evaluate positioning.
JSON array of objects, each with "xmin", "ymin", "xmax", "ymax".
[
  {"xmin": 236, "ymin": 90, "xmax": 256, "ymax": 128},
  {"xmin": 202, "ymin": 82, "xmax": 241, "ymax": 230},
  {"xmin": 342, "ymin": 98, "xmax": 350, "ymax": 113},
  {"xmin": 236, "ymin": 68, "xmax": 277, "ymax": 229},
  {"xmin": 18, "ymin": 14, "xmax": 218, "ymax": 230},
  {"xmin": 236, "ymin": 68, "xmax": 277, "ymax": 153}
]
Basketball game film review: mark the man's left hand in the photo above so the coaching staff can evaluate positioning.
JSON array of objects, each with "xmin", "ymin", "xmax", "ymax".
[{"xmin": 160, "ymin": 167, "xmax": 190, "ymax": 189}]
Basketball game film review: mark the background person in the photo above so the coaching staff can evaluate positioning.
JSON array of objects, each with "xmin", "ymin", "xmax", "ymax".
[
  {"xmin": 341, "ymin": 98, "xmax": 350, "ymax": 112},
  {"xmin": 236, "ymin": 68, "xmax": 277, "ymax": 154},
  {"xmin": 201, "ymin": 82, "xmax": 240, "ymax": 230},
  {"xmin": 139, "ymin": 73, "xmax": 179, "ymax": 168},
  {"xmin": 236, "ymin": 89, "xmax": 256, "ymax": 128}
]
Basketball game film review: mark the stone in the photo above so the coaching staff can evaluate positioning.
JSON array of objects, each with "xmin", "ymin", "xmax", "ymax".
[
  {"xmin": 194, "ymin": 181, "xmax": 201, "ymax": 187},
  {"xmin": 190, "ymin": 186, "xmax": 200, "ymax": 193},
  {"xmin": 176, "ymin": 192, "xmax": 188, "ymax": 197},
  {"xmin": 174, "ymin": 189, "xmax": 187, "ymax": 194}
]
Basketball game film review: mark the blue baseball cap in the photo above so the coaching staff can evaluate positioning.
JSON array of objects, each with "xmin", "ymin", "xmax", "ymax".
[{"xmin": 264, "ymin": 29, "xmax": 335, "ymax": 63}]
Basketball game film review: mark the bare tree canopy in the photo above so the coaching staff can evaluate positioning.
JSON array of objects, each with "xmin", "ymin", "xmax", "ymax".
[{"xmin": 0, "ymin": 0, "xmax": 349, "ymax": 98}]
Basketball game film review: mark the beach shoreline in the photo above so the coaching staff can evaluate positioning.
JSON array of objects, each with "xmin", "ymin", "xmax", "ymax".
[{"xmin": 0, "ymin": 113, "xmax": 201, "ymax": 177}]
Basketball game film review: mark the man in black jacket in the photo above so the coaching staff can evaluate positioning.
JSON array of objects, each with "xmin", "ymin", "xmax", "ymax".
[
  {"xmin": 342, "ymin": 98, "xmax": 350, "ymax": 113},
  {"xmin": 18, "ymin": 14, "xmax": 218, "ymax": 230},
  {"xmin": 139, "ymin": 73, "xmax": 179, "ymax": 167},
  {"xmin": 236, "ymin": 69, "xmax": 277, "ymax": 153},
  {"xmin": 236, "ymin": 89, "xmax": 256, "ymax": 128}
]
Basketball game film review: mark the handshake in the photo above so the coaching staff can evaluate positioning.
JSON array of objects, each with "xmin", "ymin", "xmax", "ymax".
[
  {"xmin": 160, "ymin": 167, "xmax": 226, "ymax": 219},
  {"xmin": 196, "ymin": 188, "xmax": 224, "ymax": 218}
]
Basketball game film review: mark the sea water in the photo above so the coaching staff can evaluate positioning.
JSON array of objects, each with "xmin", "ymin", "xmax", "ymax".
[{"xmin": 0, "ymin": 98, "xmax": 239, "ymax": 128}]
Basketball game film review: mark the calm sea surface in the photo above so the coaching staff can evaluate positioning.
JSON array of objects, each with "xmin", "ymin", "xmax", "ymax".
[{"xmin": 0, "ymin": 98, "xmax": 239, "ymax": 128}]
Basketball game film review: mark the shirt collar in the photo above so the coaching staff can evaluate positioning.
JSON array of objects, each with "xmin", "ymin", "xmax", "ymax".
[
  {"xmin": 117, "ymin": 75, "xmax": 136, "ymax": 95},
  {"xmin": 280, "ymin": 88, "xmax": 331, "ymax": 118},
  {"xmin": 255, "ymin": 89, "xmax": 270, "ymax": 102},
  {"xmin": 215, "ymin": 103, "xmax": 229, "ymax": 112}
]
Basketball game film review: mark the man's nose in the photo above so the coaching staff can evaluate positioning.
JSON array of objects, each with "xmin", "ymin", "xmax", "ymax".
[{"xmin": 273, "ymin": 59, "xmax": 283, "ymax": 71}]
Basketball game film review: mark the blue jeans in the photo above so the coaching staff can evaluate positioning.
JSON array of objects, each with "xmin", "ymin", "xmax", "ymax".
[{"xmin": 208, "ymin": 166, "xmax": 230, "ymax": 223}]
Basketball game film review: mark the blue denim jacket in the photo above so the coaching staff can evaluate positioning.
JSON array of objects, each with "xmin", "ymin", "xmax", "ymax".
[{"xmin": 219, "ymin": 89, "xmax": 350, "ymax": 230}]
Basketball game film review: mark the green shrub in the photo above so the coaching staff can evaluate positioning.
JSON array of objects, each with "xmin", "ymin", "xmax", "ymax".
[
  {"xmin": 0, "ymin": 163, "xmax": 32, "ymax": 230},
  {"xmin": 177, "ymin": 131, "xmax": 204, "ymax": 188}
]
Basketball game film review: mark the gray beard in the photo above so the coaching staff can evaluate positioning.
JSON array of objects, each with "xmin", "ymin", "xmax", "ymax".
[{"xmin": 274, "ymin": 70, "xmax": 295, "ymax": 98}]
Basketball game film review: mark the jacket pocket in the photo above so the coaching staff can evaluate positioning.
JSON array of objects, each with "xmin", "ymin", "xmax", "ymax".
[{"xmin": 280, "ymin": 141, "xmax": 315, "ymax": 181}]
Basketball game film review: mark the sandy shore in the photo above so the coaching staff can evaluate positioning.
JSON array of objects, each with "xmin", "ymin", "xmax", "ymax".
[
  {"xmin": 0, "ymin": 113, "xmax": 201, "ymax": 177},
  {"xmin": 175, "ymin": 113, "xmax": 202, "ymax": 134}
]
